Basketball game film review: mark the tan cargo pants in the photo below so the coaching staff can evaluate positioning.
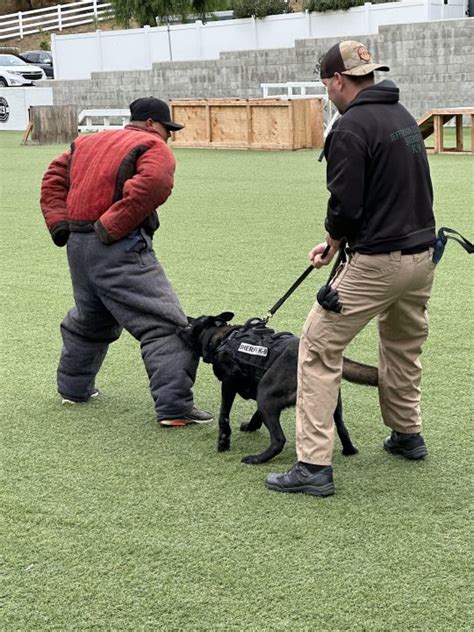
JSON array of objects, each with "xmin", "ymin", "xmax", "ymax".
[{"xmin": 296, "ymin": 249, "xmax": 435, "ymax": 465}]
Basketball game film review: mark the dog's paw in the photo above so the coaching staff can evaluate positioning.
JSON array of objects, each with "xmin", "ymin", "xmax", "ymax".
[
  {"xmin": 342, "ymin": 445, "xmax": 359, "ymax": 456},
  {"xmin": 241, "ymin": 454, "xmax": 264, "ymax": 465},
  {"xmin": 240, "ymin": 422, "xmax": 258, "ymax": 432},
  {"xmin": 217, "ymin": 437, "xmax": 231, "ymax": 452}
]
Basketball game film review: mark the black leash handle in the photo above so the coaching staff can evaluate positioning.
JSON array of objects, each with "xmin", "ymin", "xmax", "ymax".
[
  {"xmin": 439, "ymin": 227, "xmax": 474, "ymax": 253},
  {"xmin": 433, "ymin": 226, "xmax": 473, "ymax": 264},
  {"xmin": 263, "ymin": 244, "xmax": 331, "ymax": 323}
]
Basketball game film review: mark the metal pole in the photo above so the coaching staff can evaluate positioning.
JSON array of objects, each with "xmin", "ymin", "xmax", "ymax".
[{"xmin": 167, "ymin": 19, "xmax": 173, "ymax": 61}]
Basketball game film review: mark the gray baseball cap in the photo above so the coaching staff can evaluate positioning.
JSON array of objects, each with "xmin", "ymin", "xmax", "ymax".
[{"xmin": 320, "ymin": 40, "xmax": 389, "ymax": 79}]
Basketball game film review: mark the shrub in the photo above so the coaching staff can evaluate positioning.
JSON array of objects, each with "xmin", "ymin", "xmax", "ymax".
[
  {"xmin": 303, "ymin": 0, "xmax": 384, "ymax": 11},
  {"xmin": 231, "ymin": 0, "xmax": 293, "ymax": 19},
  {"xmin": 39, "ymin": 35, "xmax": 50, "ymax": 51}
]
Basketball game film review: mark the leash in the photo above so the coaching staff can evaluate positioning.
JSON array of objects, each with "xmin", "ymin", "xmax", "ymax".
[
  {"xmin": 263, "ymin": 244, "xmax": 344, "ymax": 324},
  {"xmin": 261, "ymin": 227, "xmax": 472, "ymax": 324},
  {"xmin": 433, "ymin": 226, "xmax": 474, "ymax": 264},
  {"xmin": 317, "ymin": 112, "xmax": 341, "ymax": 162}
]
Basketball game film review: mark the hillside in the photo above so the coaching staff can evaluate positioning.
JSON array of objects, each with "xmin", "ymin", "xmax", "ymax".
[
  {"xmin": 2, "ymin": 18, "xmax": 124, "ymax": 52},
  {"xmin": 1, "ymin": 0, "xmax": 78, "ymax": 13}
]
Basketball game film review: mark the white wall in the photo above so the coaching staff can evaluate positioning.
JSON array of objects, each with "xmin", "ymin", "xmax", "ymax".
[
  {"xmin": 0, "ymin": 87, "xmax": 53, "ymax": 130},
  {"xmin": 52, "ymin": 0, "xmax": 467, "ymax": 81},
  {"xmin": 256, "ymin": 12, "xmax": 310, "ymax": 49},
  {"xmin": 195, "ymin": 18, "xmax": 257, "ymax": 59}
]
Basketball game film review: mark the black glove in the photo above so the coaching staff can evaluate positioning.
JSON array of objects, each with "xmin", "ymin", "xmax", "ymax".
[
  {"xmin": 317, "ymin": 284, "xmax": 343, "ymax": 313},
  {"xmin": 51, "ymin": 222, "xmax": 70, "ymax": 247}
]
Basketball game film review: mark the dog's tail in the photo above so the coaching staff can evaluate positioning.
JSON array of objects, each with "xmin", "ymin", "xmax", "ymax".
[{"xmin": 342, "ymin": 357, "xmax": 378, "ymax": 387}]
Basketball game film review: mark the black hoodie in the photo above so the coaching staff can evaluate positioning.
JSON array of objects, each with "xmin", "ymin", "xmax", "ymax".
[{"xmin": 324, "ymin": 80, "xmax": 435, "ymax": 253}]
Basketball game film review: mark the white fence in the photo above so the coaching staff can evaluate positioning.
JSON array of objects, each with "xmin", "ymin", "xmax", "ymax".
[
  {"xmin": 51, "ymin": 0, "xmax": 468, "ymax": 81},
  {"xmin": 0, "ymin": 0, "xmax": 112, "ymax": 41}
]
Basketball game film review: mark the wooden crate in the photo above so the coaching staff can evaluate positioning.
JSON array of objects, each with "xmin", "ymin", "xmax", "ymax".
[
  {"xmin": 23, "ymin": 105, "xmax": 78, "ymax": 145},
  {"xmin": 169, "ymin": 98, "xmax": 324, "ymax": 150}
]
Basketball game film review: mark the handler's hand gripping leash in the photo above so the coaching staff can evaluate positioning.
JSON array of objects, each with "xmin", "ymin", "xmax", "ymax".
[{"xmin": 262, "ymin": 227, "xmax": 472, "ymax": 324}]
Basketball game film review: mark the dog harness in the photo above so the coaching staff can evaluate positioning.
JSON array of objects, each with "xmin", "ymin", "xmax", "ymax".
[{"xmin": 215, "ymin": 319, "xmax": 296, "ymax": 382}]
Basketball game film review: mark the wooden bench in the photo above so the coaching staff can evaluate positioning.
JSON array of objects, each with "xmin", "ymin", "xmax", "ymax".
[
  {"xmin": 78, "ymin": 109, "xmax": 130, "ymax": 132},
  {"xmin": 417, "ymin": 108, "xmax": 474, "ymax": 155}
]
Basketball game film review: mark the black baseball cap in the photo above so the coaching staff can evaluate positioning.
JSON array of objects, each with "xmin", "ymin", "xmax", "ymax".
[
  {"xmin": 320, "ymin": 40, "xmax": 389, "ymax": 79},
  {"xmin": 129, "ymin": 97, "xmax": 184, "ymax": 131}
]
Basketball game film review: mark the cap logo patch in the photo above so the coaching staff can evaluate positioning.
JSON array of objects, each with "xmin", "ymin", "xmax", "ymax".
[{"xmin": 358, "ymin": 46, "xmax": 371, "ymax": 62}]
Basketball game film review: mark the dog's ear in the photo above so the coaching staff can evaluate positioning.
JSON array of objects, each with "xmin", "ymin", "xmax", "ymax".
[{"xmin": 215, "ymin": 311, "xmax": 234, "ymax": 323}]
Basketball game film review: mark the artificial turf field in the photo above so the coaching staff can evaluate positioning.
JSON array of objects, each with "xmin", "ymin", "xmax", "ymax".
[{"xmin": 1, "ymin": 130, "xmax": 472, "ymax": 630}]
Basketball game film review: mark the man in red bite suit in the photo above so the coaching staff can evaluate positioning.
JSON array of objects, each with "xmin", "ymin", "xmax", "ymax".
[{"xmin": 40, "ymin": 97, "xmax": 213, "ymax": 427}]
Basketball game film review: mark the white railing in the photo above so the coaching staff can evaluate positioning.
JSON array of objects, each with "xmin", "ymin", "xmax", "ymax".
[
  {"xmin": 261, "ymin": 81, "xmax": 337, "ymax": 130},
  {"xmin": 0, "ymin": 0, "xmax": 113, "ymax": 41},
  {"xmin": 261, "ymin": 82, "xmax": 327, "ymax": 99}
]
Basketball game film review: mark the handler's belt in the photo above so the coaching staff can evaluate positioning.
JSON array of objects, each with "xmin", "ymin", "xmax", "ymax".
[
  {"xmin": 216, "ymin": 318, "xmax": 296, "ymax": 381},
  {"xmin": 68, "ymin": 214, "xmax": 160, "ymax": 237}
]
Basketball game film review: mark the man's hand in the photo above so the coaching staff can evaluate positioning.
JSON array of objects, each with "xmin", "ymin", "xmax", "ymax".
[{"xmin": 309, "ymin": 234, "xmax": 342, "ymax": 269}]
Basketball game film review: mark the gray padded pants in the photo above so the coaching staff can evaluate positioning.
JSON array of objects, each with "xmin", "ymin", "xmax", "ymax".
[{"xmin": 57, "ymin": 229, "xmax": 198, "ymax": 419}]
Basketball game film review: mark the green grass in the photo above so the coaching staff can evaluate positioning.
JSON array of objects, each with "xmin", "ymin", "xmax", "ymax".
[{"xmin": 1, "ymin": 131, "xmax": 473, "ymax": 630}]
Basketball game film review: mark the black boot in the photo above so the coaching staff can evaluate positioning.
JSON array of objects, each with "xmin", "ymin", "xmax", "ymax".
[
  {"xmin": 384, "ymin": 431, "xmax": 428, "ymax": 460},
  {"xmin": 265, "ymin": 463, "xmax": 335, "ymax": 497}
]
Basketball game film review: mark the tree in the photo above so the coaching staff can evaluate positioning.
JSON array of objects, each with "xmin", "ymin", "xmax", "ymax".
[{"xmin": 110, "ymin": 0, "xmax": 230, "ymax": 27}]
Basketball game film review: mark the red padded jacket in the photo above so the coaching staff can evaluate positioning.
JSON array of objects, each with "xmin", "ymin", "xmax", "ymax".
[{"xmin": 40, "ymin": 125, "xmax": 176, "ymax": 246}]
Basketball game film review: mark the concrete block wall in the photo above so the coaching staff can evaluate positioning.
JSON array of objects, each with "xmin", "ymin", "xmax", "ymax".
[
  {"xmin": 51, "ymin": 18, "xmax": 473, "ymax": 119},
  {"xmin": 295, "ymin": 19, "xmax": 474, "ymax": 116},
  {"xmin": 380, "ymin": 20, "xmax": 474, "ymax": 116}
]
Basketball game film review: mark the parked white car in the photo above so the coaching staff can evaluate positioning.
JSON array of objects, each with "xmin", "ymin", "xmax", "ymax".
[{"xmin": 0, "ymin": 54, "xmax": 46, "ymax": 87}]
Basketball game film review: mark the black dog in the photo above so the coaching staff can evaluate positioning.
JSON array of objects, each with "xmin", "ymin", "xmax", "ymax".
[{"xmin": 180, "ymin": 312, "xmax": 378, "ymax": 465}]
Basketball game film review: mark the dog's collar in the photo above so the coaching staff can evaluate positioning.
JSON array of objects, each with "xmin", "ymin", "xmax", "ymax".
[
  {"xmin": 201, "ymin": 324, "xmax": 229, "ymax": 363},
  {"xmin": 201, "ymin": 326, "xmax": 237, "ymax": 364},
  {"xmin": 201, "ymin": 329, "xmax": 216, "ymax": 363}
]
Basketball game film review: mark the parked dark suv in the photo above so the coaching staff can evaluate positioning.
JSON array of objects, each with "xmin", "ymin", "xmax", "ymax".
[{"xmin": 20, "ymin": 51, "xmax": 54, "ymax": 79}]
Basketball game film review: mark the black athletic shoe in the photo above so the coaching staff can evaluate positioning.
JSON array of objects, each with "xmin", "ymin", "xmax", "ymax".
[
  {"xmin": 265, "ymin": 463, "xmax": 335, "ymax": 497},
  {"xmin": 383, "ymin": 430, "xmax": 428, "ymax": 460},
  {"xmin": 159, "ymin": 406, "xmax": 214, "ymax": 427}
]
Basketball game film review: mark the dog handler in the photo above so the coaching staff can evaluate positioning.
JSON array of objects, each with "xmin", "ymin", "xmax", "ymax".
[
  {"xmin": 40, "ymin": 97, "xmax": 213, "ymax": 427},
  {"xmin": 266, "ymin": 42, "xmax": 436, "ymax": 496}
]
